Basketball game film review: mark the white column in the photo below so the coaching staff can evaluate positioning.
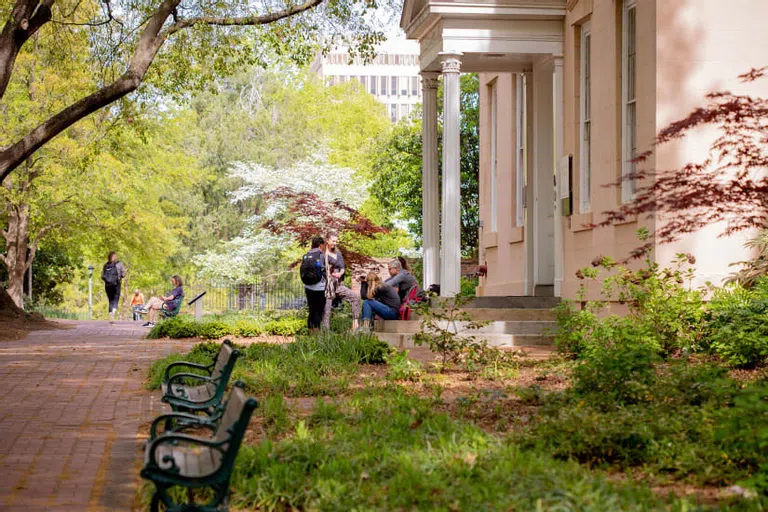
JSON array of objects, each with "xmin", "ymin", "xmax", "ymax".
[
  {"xmin": 421, "ymin": 72, "xmax": 440, "ymax": 290},
  {"xmin": 552, "ymin": 56, "xmax": 565, "ymax": 297},
  {"xmin": 439, "ymin": 52, "xmax": 462, "ymax": 297}
]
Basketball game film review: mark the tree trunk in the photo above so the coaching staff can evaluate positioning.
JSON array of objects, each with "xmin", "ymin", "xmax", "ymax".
[{"xmin": 2, "ymin": 201, "xmax": 31, "ymax": 308}]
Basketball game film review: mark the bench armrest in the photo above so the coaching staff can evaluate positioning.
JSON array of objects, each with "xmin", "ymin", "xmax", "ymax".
[
  {"xmin": 167, "ymin": 372, "xmax": 215, "ymax": 389},
  {"xmin": 163, "ymin": 361, "xmax": 213, "ymax": 382},
  {"xmin": 149, "ymin": 413, "xmax": 217, "ymax": 441},
  {"xmin": 147, "ymin": 433, "xmax": 226, "ymax": 471}
]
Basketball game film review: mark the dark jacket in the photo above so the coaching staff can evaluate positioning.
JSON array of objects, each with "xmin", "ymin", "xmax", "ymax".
[{"xmin": 360, "ymin": 281, "xmax": 401, "ymax": 311}]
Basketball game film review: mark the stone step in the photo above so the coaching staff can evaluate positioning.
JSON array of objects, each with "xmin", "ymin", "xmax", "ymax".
[
  {"xmin": 374, "ymin": 332, "xmax": 555, "ymax": 350},
  {"xmin": 416, "ymin": 308, "xmax": 556, "ymax": 322},
  {"xmin": 377, "ymin": 320, "xmax": 555, "ymax": 335},
  {"xmin": 465, "ymin": 296, "xmax": 561, "ymax": 309}
]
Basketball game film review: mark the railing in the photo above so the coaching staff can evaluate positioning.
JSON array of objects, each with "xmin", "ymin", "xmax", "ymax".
[{"xmin": 29, "ymin": 279, "xmax": 309, "ymax": 320}]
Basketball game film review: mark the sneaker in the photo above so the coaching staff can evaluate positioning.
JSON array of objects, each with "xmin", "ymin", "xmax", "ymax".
[{"xmin": 142, "ymin": 322, "xmax": 154, "ymax": 327}]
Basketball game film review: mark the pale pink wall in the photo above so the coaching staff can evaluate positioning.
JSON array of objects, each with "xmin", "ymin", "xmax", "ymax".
[
  {"xmin": 475, "ymin": 0, "xmax": 767, "ymax": 298},
  {"xmin": 560, "ymin": 0, "xmax": 657, "ymax": 300},
  {"xmin": 477, "ymin": 73, "xmax": 527, "ymax": 296},
  {"xmin": 653, "ymin": 0, "xmax": 768, "ymax": 288}
]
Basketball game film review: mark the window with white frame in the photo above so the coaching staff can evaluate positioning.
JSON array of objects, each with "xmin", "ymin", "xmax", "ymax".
[
  {"xmin": 490, "ymin": 80, "xmax": 498, "ymax": 232},
  {"xmin": 622, "ymin": 0, "xmax": 637, "ymax": 202},
  {"xmin": 390, "ymin": 104, "xmax": 397, "ymax": 123},
  {"xmin": 515, "ymin": 73, "xmax": 527, "ymax": 227},
  {"xmin": 580, "ymin": 21, "xmax": 592, "ymax": 212}
]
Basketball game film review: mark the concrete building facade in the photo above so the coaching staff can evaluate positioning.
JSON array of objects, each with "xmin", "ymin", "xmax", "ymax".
[
  {"xmin": 401, "ymin": 0, "xmax": 768, "ymax": 299},
  {"xmin": 310, "ymin": 38, "xmax": 422, "ymax": 122}
]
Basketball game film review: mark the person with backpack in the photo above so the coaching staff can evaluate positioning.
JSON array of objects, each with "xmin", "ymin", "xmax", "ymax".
[
  {"xmin": 300, "ymin": 236, "xmax": 328, "ymax": 332},
  {"xmin": 101, "ymin": 251, "xmax": 126, "ymax": 323}
]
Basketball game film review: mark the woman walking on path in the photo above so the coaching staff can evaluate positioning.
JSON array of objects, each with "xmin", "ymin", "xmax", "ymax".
[{"xmin": 101, "ymin": 251, "xmax": 126, "ymax": 323}]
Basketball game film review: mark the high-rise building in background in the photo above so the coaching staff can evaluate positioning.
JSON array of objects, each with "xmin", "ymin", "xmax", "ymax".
[{"xmin": 310, "ymin": 37, "xmax": 421, "ymax": 123}]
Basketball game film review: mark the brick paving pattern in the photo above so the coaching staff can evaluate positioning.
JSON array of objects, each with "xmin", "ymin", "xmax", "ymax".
[{"xmin": 0, "ymin": 321, "xmax": 185, "ymax": 511}]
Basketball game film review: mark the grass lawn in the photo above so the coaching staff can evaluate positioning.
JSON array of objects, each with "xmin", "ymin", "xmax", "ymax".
[{"xmin": 142, "ymin": 333, "xmax": 767, "ymax": 511}]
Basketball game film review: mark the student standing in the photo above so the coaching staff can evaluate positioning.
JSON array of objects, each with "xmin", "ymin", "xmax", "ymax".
[
  {"xmin": 321, "ymin": 232, "xmax": 361, "ymax": 331},
  {"xmin": 300, "ymin": 237, "xmax": 327, "ymax": 332},
  {"xmin": 101, "ymin": 251, "xmax": 126, "ymax": 323}
]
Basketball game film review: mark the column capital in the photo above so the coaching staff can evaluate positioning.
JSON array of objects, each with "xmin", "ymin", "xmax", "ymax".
[
  {"xmin": 420, "ymin": 71, "xmax": 440, "ymax": 90},
  {"xmin": 439, "ymin": 51, "xmax": 463, "ymax": 74}
]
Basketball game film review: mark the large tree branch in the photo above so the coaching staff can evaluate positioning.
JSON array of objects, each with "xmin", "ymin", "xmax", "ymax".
[
  {"xmin": 162, "ymin": 0, "xmax": 323, "ymax": 37},
  {"xmin": 0, "ymin": 0, "xmax": 54, "ymax": 99},
  {"xmin": 0, "ymin": 0, "xmax": 329, "ymax": 183},
  {"xmin": 0, "ymin": 0, "xmax": 181, "ymax": 183}
]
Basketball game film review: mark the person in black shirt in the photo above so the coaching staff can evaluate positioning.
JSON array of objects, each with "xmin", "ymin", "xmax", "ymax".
[
  {"xmin": 359, "ymin": 271, "xmax": 400, "ymax": 328},
  {"xmin": 101, "ymin": 251, "xmax": 126, "ymax": 323}
]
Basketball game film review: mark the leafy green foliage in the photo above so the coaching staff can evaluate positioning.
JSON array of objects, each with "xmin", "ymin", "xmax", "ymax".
[
  {"xmin": 146, "ymin": 314, "xmax": 308, "ymax": 339},
  {"xmin": 369, "ymin": 74, "xmax": 480, "ymax": 256},
  {"xmin": 558, "ymin": 233, "xmax": 709, "ymax": 360},
  {"xmin": 238, "ymin": 332, "xmax": 390, "ymax": 396},
  {"xmin": 412, "ymin": 294, "xmax": 487, "ymax": 367},
  {"xmin": 572, "ymin": 321, "xmax": 660, "ymax": 407},
  {"xmin": 385, "ymin": 350, "xmax": 423, "ymax": 382},
  {"xmin": 517, "ymin": 362, "xmax": 768, "ymax": 492},
  {"xmin": 708, "ymin": 279, "xmax": 768, "ymax": 368},
  {"xmin": 229, "ymin": 388, "xmax": 686, "ymax": 511}
]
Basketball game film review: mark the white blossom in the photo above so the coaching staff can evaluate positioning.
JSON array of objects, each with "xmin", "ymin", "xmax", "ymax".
[
  {"xmin": 229, "ymin": 151, "xmax": 369, "ymax": 209},
  {"xmin": 193, "ymin": 231, "xmax": 291, "ymax": 283}
]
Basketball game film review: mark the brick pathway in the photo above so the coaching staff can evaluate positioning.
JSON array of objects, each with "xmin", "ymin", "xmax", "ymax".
[{"xmin": 0, "ymin": 321, "xmax": 186, "ymax": 511}]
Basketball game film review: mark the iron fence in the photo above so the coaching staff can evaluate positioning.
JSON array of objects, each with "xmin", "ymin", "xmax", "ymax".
[{"xmin": 181, "ymin": 280, "xmax": 308, "ymax": 315}]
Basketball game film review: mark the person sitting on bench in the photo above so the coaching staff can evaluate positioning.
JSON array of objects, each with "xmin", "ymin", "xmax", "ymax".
[{"xmin": 138, "ymin": 275, "xmax": 184, "ymax": 328}]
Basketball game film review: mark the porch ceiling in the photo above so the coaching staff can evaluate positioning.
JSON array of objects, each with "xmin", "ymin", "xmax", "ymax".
[{"xmin": 401, "ymin": 0, "xmax": 566, "ymax": 73}]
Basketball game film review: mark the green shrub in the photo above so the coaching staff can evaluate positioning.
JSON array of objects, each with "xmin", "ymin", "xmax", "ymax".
[
  {"xmin": 708, "ymin": 280, "xmax": 768, "ymax": 368},
  {"xmin": 385, "ymin": 350, "xmax": 423, "ymax": 381},
  {"xmin": 197, "ymin": 321, "xmax": 235, "ymax": 340},
  {"xmin": 235, "ymin": 319, "xmax": 264, "ymax": 337},
  {"xmin": 552, "ymin": 301, "xmax": 600, "ymax": 358},
  {"xmin": 146, "ymin": 316, "xmax": 198, "ymax": 339},
  {"xmin": 518, "ymin": 361, "xmax": 768, "ymax": 492},
  {"xmin": 573, "ymin": 318, "xmax": 660, "ymax": 407},
  {"xmin": 264, "ymin": 317, "xmax": 306, "ymax": 336}
]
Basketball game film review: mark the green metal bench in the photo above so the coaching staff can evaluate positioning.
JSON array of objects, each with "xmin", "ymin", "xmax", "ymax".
[
  {"xmin": 162, "ymin": 340, "xmax": 240, "ymax": 415},
  {"xmin": 160, "ymin": 295, "xmax": 185, "ymax": 319},
  {"xmin": 142, "ymin": 381, "xmax": 257, "ymax": 511}
]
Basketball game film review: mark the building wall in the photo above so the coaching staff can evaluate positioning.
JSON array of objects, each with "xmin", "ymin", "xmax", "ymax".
[
  {"xmin": 477, "ymin": 0, "xmax": 768, "ymax": 299},
  {"xmin": 310, "ymin": 38, "xmax": 422, "ymax": 122},
  {"xmin": 560, "ymin": 0, "xmax": 658, "ymax": 300},
  {"xmin": 651, "ymin": 0, "xmax": 768, "ymax": 287},
  {"xmin": 477, "ymin": 73, "xmax": 527, "ymax": 296}
]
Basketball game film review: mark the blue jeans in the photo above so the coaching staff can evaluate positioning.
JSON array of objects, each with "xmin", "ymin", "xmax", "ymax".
[{"xmin": 362, "ymin": 300, "xmax": 398, "ymax": 320}]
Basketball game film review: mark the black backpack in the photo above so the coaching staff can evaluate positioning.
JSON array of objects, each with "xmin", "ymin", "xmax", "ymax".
[
  {"xmin": 103, "ymin": 262, "xmax": 119, "ymax": 286},
  {"xmin": 300, "ymin": 251, "xmax": 324, "ymax": 286}
]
